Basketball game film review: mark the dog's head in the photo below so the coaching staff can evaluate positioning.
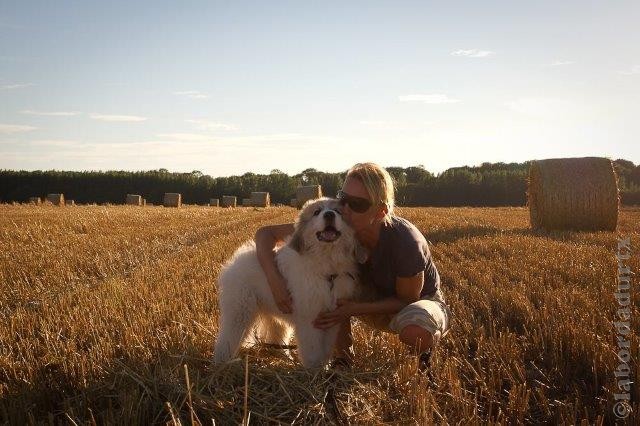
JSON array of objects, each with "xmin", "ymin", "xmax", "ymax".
[{"xmin": 289, "ymin": 197, "xmax": 362, "ymax": 259}]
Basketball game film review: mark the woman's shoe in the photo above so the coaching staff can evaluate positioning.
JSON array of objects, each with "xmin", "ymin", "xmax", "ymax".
[{"xmin": 418, "ymin": 349, "xmax": 432, "ymax": 372}]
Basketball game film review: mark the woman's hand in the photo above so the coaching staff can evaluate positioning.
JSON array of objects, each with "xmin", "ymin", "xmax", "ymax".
[
  {"xmin": 269, "ymin": 278, "xmax": 293, "ymax": 314},
  {"xmin": 255, "ymin": 223, "xmax": 296, "ymax": 314},
  {"xmin": 313, "ymin": 299, "xmax": 357, "ymax": 329}
]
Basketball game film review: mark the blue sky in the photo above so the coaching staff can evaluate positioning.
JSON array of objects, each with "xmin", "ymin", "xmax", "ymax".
[{"xmin": 1, "ymin": 0, "xmax": 638, "ymax": 176}]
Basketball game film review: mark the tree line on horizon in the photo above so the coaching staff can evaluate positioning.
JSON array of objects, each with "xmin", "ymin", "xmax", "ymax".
[{"xmin": 1, "ymin": 159, "xmax": 639, "ymax": 206}]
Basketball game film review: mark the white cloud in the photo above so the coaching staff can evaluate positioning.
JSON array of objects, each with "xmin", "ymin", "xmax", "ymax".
[
  {"xmin": 504, "ymin": 97, "xmax": 591, "ymax": 119},
  {"xmin": 450, "ymin": 49, "xmax": 494, "ymax": 58},
  {"xmin": 359, "ymin": 120, "xmax": 396, "ymax": 126},
  {"xmin": 132, "ymin": 133, "xmax": 308, "ymax": 150},
  {"xmin": 21, "ymin": 110, "xmax": 81, "ymax": 116},
  {"xmin": 186, "ymin": 119, "xmax": 238, "ymax": 131},
  {"xmin": 0, "ymin": 123, "xmax": 36, "ymax": 134},
  {"xmin": 89, "ymin": 113, "xmax": 147, "ymax": 122},
  {"xmin": 545, "ymin": 60, "xmax": 574, "ymax": 67},
  {"xmin": 173, "ymin": 90, "xmax": 209, "ymax": 99},
  {"xmin": 398, "ymin": 94, "xmax": 460, "ymax": 104},
  {"xmin": 619, "ymin": 65, "xmax": 640, "ymax": 75},
  {"xmin": 169, "ymin": 133, "xmax": 306, "ymax": 147},
  {"xmin": 11, "ymin": 134, "xmax": 315, "ymax": 163},
  {"xmin": 0, "ymin": 22, "xmax": 26, "ymax": 30},
  {"xmin": 224, "ymin": 133, "xmax": 304, "ymax": 143},
  {"xmin": 359, "ymin": 120, "xmax": 436, "ymax": 129},
  {"xmin": 28, "ymin": 139, "xmax": 79, "ymax": 147},
  {"xmin": 359, "ymin": 120, "xmax": 405, "ymax": 130},
  {"xmin": 156, "ymin": 133, "xmax": 212, "ymax": 141},
  {"xmin": 1, "ymin": 83, "xmax": 33, "ymax": 90}
]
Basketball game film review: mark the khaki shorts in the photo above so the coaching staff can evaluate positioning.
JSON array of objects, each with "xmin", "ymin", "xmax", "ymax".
[{"xmin": 359, "ymin": 296, "xmax": 452, "ymax": 337}]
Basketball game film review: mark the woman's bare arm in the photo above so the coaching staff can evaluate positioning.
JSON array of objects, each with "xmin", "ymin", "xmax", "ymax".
[
  {"xmin": 313, "ymin": 272, "xmax": 424, "ymax": 329},
  {"xmin": 255, "ymin": 223, "xmax": 295, "ymax": 313}
]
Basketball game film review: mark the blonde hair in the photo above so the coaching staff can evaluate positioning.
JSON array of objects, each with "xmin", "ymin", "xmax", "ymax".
[{"xmin": 345, "ymin": 162, "xmax": 395, "ymax": 224}]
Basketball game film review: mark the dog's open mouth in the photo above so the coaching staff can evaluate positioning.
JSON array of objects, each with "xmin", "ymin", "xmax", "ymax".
[{"xmin": 316, "ymin": 225, "xmax": 341, "ymax": 242}]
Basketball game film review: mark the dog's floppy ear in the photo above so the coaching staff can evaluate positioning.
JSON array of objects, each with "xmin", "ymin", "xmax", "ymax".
[
  {"xmin": 289, "ymin": 198, "xmax": 325, "ymax": 254},
  {"xmin": 289, "ymin": 215, "xmax": 309, "ymax": 253},
  {"xmin": 353, "ymin": 240, "xmax": 369, "ymax": 264},
  {"xmin": 289, "ymin": 226, "xmax": 306, "ymax": 253}
]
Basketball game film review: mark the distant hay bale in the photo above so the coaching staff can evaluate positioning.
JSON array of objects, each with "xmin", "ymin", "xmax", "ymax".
[
  {"xmin": 296, "ymin": 185, "xmax": 322, "ymax": 209},
  {"xmin": 242, "ymin": 198, "xmax": 252, "ymax": 207},
  {"xmin": 222, "ymin": 196, "xmax": 237, "ymax": 207},
  {"xmin": 126, "ymin": 194, "xmax": 142, "ymax": 206},
  {"xmin": 290, "ymin": 198, "xmax": 298, "ymax": 208},
  {"xmin": 527, "ymin": 157, "xmax": 619, "ymax": 231},
  {"xmin": 65, "ymin": 200, "xmax": 75, "ymax": 206},
  {"xmin": 163, "ymin": 193, "xmax": 182, "ymax": 208},
  {"xmin": 29, "ymin": 197, "xmax": 41, "ymax": 205},
  {"xmin": 209, "ymin": 198, "xmax": 219, "ymax": 207},
  {"xmin": 47, "ymin": 193, "xmax": 65, "ymax": 206},
  {"xmin": 250, "ymin": 192, "xmax": 270, "ymax": 207}
]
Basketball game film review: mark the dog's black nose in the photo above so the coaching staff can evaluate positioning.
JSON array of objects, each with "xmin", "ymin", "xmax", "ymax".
[{"xmin": 323, "ymin": 210, "xmax": 335, "ymax": 220}]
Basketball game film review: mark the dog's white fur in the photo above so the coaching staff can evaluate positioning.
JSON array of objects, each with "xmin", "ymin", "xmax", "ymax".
[{"xmin": 213, "ymin": 198, "xmax": 362, "ymax": 368}]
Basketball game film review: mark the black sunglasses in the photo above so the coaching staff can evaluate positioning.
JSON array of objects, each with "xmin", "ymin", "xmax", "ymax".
[{"xmin": 336, "ymin": 190, "xmax": 373, "ymax": 213}]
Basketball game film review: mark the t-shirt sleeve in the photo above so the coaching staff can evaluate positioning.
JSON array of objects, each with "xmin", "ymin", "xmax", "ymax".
[{"xmin": 392, "ymin": 224, "xmax": 428, "ymax": 278}]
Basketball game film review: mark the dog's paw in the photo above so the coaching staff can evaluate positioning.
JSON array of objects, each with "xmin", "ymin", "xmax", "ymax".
[
  {"xmin": 301, "ymin": 356, "xmax": 329, "ymax": 369},
  {"xmin": 212, "ymin": 349, "xmax": 232, "ymax": 365}
]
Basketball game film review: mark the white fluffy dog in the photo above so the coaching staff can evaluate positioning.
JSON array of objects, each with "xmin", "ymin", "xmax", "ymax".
[{"xmin": 213, "ymin": 197, "xmax": 362, "ymax": 368}]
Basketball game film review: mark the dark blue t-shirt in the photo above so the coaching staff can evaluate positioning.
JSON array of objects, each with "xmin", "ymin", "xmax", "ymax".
[{"xmin": 359, "ymin": 216, "xmax": 442, "ymax": 300}]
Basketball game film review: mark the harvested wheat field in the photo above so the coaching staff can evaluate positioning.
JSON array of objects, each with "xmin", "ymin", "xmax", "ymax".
[{"xmin": 0, "ymin": 204, "xmax": 638, "ymax": 424}]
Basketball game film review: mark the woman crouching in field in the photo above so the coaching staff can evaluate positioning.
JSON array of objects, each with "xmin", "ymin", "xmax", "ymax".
[{"xmin": 255, "ymin": 162, "xmax": 451, "ymax": 370}]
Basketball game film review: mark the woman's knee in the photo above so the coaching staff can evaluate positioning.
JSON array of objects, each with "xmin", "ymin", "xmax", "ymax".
[{"xmin": 399, "ymin": 324, "xmax": 434, "ymax": 350}]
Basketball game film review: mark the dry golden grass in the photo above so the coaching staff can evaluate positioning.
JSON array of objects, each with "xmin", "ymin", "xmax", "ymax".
[{"xmin": 0, "ymin": 204, "xmax": 638, "ymax": 424}]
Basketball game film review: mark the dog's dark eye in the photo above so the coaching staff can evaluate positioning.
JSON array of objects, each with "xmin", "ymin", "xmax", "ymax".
[
  {"xmin": 334, "ymin": 208, "xmax": 342, "ymax": 215},
  {"xmin": 313, "ymin": 208, "xmax": 322, "ymax": 216}
]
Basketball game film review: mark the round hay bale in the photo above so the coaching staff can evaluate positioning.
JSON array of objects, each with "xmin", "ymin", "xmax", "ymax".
[
  {"xmin": 222, "ymin": 196, "xmax": 237, "ymax": 207},
  {"xmin": 163, "ymin": 193, "xmax": 182, "ymax": 208},
  {"xmin": 250, "ymin": 192, "xmax": 270, "ymax": 207},
  {"xmin": 47, "ymin": 193, "xmax": 65, "ymax": 206},
  {"xmin": 527, "ymin": 157, "xmax": 619, "ymax": 231},
  {"xmin": 126, "ymin": 194, "xmax": 142, "ymax": 206},
  {"xmin": 296, "ymin": 185, "xmax": 322, "ymax": 210}
]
